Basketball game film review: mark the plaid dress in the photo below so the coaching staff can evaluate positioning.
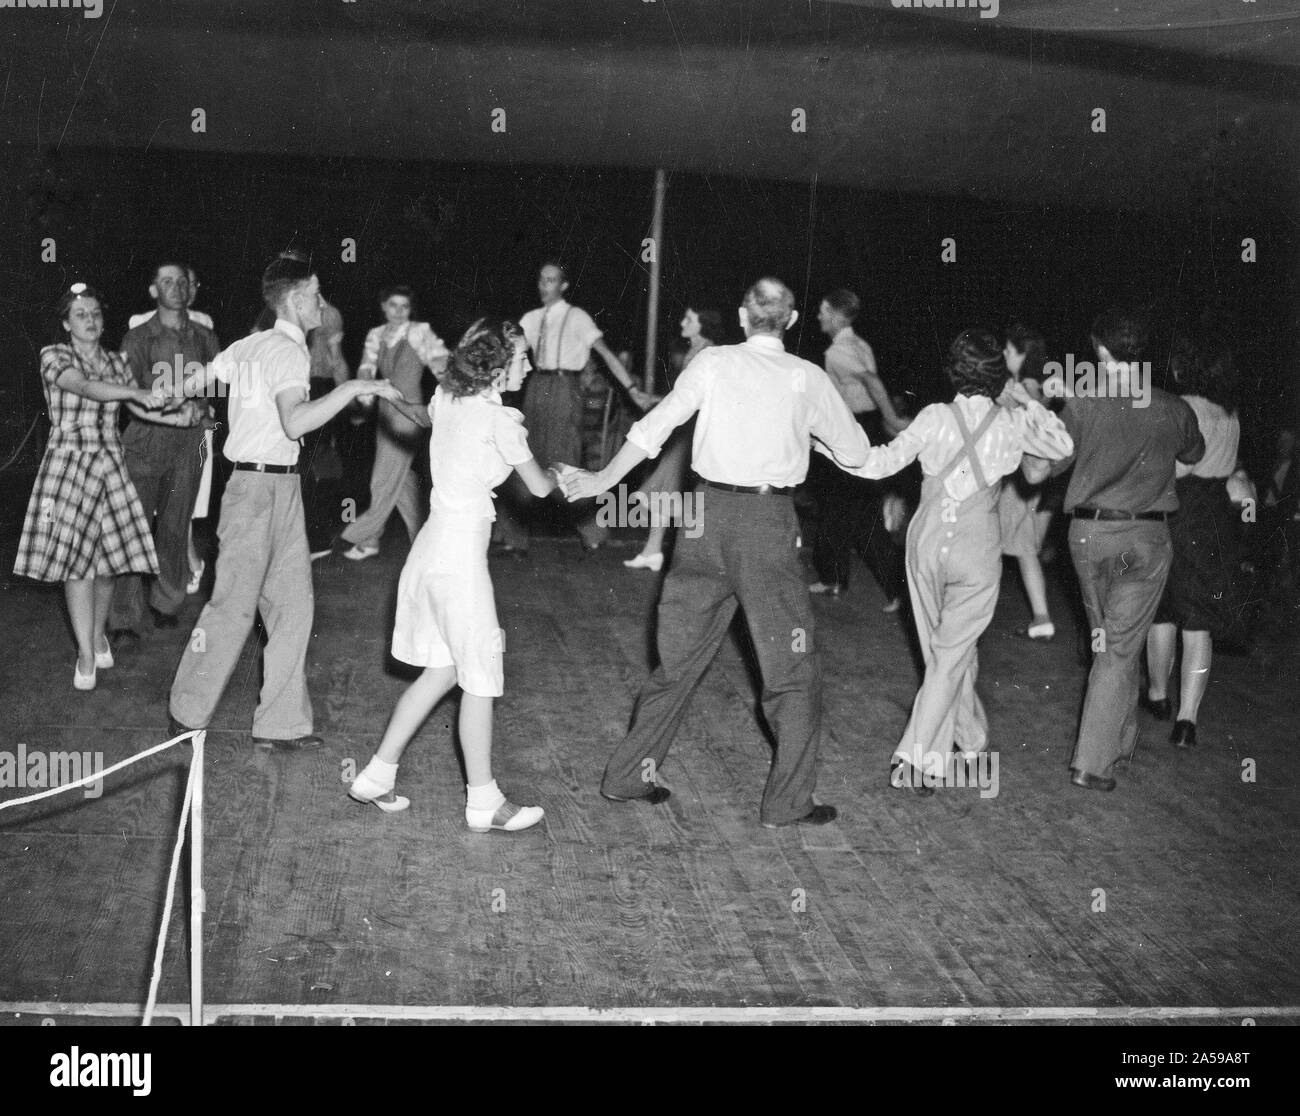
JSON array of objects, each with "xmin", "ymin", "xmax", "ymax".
[{"xmin": 13, "ymin": 345, "xmax": 159, "ymax": 582}]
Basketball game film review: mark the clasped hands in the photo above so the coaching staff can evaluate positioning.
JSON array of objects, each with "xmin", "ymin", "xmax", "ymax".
[{"xmin": 547, "ymin": 462, "xmax": 607, "ymax": 502}]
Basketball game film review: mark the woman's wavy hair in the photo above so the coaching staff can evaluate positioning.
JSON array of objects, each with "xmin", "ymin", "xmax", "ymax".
[
  {"xmin": 945, "ymin": 328, "xmax": 1008, "ymax": 398},
  {"xmin": 445, "ymin": 317, "xmax": 524, "ymax": 397}
]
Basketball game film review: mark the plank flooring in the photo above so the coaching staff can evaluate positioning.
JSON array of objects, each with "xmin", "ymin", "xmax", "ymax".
[{"xmin": 1, "ymin": 520, "xmax": 1297, "ymax": 1014}]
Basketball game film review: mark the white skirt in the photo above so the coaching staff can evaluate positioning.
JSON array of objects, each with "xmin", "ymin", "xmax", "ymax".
[{"xmin": 390, "ymin": 512, "xmax": 504, "ymax": 697}]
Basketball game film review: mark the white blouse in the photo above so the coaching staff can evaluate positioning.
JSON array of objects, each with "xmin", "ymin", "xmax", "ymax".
[{"xmin": 848, "ymin": 390, "xmax": 1074, "ymax": 501}]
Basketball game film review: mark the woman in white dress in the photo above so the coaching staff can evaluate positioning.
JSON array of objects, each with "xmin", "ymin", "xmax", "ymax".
[{"xmin": 347, "ymin": 319, "xmax": 559, "ymax": 832}]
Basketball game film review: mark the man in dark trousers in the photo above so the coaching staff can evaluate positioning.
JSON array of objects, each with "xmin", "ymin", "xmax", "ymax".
[
  {"xmin": 1051, "ymin": 307, "xmax": 1205, "ymax": 791},
  {"xmin": 561, "ymin": 277, "xmax": 877, "ymax": 827},
  {"xmin": 110, "ymin": 260, "xmax": 220, "ymax": 639}
]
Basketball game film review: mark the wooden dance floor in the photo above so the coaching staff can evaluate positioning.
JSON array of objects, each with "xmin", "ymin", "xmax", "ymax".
[{"xmin": 2, "ymin": 524, "xmax": 1298, "ymax": 1021}]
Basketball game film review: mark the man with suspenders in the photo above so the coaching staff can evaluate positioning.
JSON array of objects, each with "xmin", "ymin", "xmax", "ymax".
[{"xmin": 492, "ymin": 260, "xmax": 651, "ymax": 555}]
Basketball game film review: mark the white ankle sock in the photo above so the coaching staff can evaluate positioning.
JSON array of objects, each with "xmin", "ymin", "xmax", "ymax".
[
  {"xmin": 466, "ymin": 779, "xmax": 505, "ymax": 813},
  {"xmin": 361, "ymin": 757, "xmax": 399, "ymax": 792}
]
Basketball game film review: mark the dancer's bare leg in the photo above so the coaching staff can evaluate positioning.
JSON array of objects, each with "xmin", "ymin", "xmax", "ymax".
[
  {"xmin": 1177, "ymin": 630, "xmax": 1212, "ymax": 723},
  {"xmin": 1146, "ymin": 621, "xmax": 1177, "ymax": 701},
  {"xmin": 374, "ymin": 665, "xmax": 458, "ymax": 763}
]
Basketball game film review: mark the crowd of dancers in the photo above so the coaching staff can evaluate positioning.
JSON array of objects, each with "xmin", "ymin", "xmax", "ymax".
[{"xmin": 13, "ymin": 250, "xmax": 1293, "ymax": 832}]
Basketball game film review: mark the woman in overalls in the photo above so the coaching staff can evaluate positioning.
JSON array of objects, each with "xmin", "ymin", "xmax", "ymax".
[
  {"xmin": 338, "ymin": 286, "xmax": 449, "ymax": 560},
  {"xmin": 848, "ymin": 329, "xmax": 1073, "ymax": 794}
]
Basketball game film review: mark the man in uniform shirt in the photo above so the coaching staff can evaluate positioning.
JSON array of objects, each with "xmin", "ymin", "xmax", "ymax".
[
  {"xmin": 493, "ymin": 260, "xmax": 651, "ymax": 554},
  {"xmin": 109, "ymin": 261, "xmax": 219, "ymax": 638},
  {"xmin": 562, "ymin": 278, "xmax": 877, "ymax": 827},
  {"xmin": 1053, "ymin": 308, "xmax": 1205, "ymax": 791},
  {"xmin": 168, "ymin": 255, "xmax": 401, "ymax": 749}
]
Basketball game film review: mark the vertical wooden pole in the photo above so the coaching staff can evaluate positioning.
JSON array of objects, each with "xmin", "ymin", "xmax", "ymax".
[
  {"xmin": 644, "ymin": 169, "xmax": 668, "ymax": 392},
  {"xmin": 190, "ymin": 731, "xmax": 205, "ymax": 1027}
]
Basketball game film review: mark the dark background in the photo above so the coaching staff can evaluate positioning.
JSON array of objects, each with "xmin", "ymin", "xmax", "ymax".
[{"xmin": 3, "ymin": 147, "xmax": 1294, "ymax": 472}]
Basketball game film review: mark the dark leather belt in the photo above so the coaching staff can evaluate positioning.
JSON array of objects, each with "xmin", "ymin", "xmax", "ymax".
[
  {"xmin": 532, "ymin": 368, "xmax": 584, "ymax": 376},
  {"xmin": 1073, "ymin": 506, "xmax": 1170, "ymax": 522},
  {"xmin": 701, "ymin": 480, "xmax": 793, "ymax": 496},
  {"xmin": 234, "ymin": 461, "xmax": 299, "ymax": 475}
]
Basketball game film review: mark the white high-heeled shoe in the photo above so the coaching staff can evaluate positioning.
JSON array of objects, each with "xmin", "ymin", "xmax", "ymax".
[
  {"xmin": 465, "ymin": 799, "xmax": 545, "ymax": 833},
  {"xmin": 73, "ymin": 658, "xmax": 97, "ymax": 691},
  {"xmin": 348, "ymin": 771, "xmax": 410, "ymax": 813},
  {"xmin": 623, "ymin": 552, "xmax": 664, "ymax": 572},
  {"xmin": 93, "ymin": 635, "xmax": 114, "ymax": 670}
]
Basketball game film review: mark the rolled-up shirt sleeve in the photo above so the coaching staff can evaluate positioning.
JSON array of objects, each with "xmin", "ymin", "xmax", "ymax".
[
  {"xmin": 1013, "ymin": 399, "xmax": 1074, "ymax": 460},
  {"xmin": 626, "ymin": 359, "xmax": 708, "ymax": 459}
]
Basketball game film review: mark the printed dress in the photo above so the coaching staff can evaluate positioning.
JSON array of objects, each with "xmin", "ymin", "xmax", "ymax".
[{"xmin": 13, "ymin": 345, "xmax": 158, "ymax": 582}]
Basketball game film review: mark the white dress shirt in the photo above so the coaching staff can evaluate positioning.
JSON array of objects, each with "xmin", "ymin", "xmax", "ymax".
[
  {"xmin": 849, "ymin": 392, "xmax": 1074, "ymax": 500},
  {"xmin": 626, "ymin": 333, "xmax": 871, "ymax": 489},
  {"xmin": 212, "ymin": 319, "xmax": 310, "ymax": 466},
  {"xmin": 519, "ymin": 300, "xmax": 603, "ymax": 370}
]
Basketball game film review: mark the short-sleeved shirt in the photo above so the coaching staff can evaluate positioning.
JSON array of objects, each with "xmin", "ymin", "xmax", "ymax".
[
  {"xmin": 39, "ymin": 344, "xmax": 134, "ymax": 451},
  {"xmin": 519, "ymin": 300, "xmax": 602, "ymax": 371},
  {"xmin": 426, "ymin": 385, "xmax": 534, "ymax": 520},
  {"xmin": 824, "ymin": 327, "xmax": 880, "ymax": 415},
  {"xmin": 627, "ymin": 334, "xmax": 872, "ymax": 489},
  {"xmin": 211, "ymin": 319, "xmax": 311, "ymax": 466},
  {"xmin": 1177, "ymin": 395, "xmax": 1240, "ymax": 480},
  {"xmin": 308, "ymin": 302, "xmax": 348, "ymax": 384},
  {"xmin": 1059, "ymin": 389, "xmax": 1205, "ymax": 514}
]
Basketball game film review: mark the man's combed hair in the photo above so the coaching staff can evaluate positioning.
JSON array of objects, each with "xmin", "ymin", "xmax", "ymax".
[
  {"xmin": 945, "ymin": 328, "xmax": 1009, "ymax": 398},
  {"xmin": 261, "ymin": 252, "xmax": 314, "ymax": 312},
  {"xmin": 1091, "ymin": 307, "xmax": 1151, "ymax": 363},
  {"xmin": 823, "ymin": 288, "xmax": 861, "ymax": 323},
  {"xmin": 445, "ymin": 317, "xmax": 524, "ymax": 397},
  {"xmin": 742, "ymin": 277, "xmax": 795, "ymax": 333}
]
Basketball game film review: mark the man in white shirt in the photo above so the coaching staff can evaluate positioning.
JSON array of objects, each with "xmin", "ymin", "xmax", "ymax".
[
  {"xmin": 168, "ymin": 254, "xmax": 401, "ymax": 749},
  {"xmin": 562, "ymin": 278, "xmax": 875, "ymax": 827},
  {"xmin": 493, "ymin": 260, "xmax": 650, "ymax": 554}
]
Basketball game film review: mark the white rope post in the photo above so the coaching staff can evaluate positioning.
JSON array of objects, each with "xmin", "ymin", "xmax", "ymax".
[{"xmin": 189, "ymin": 730, "xmax": 205, "ymax": 1028}]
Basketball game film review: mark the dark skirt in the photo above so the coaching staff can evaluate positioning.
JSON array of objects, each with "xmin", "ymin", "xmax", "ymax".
[{"xmin": 1155, "ymin": 475, "xmax": 1244, "ymax": 637}]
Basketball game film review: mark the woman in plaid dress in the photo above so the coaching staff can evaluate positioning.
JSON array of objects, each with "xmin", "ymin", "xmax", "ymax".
[{"xmin": 14, "ymin": 284, "xmax": 168, "ymax": 690}]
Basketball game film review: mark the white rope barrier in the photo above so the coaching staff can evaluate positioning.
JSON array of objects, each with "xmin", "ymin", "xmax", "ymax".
[{"xmin": 0, "ymin": 729, "xmax": 205, "ymax": 1028}]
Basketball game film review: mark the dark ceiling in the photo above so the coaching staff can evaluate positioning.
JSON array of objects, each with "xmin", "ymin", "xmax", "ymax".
[{"xmin": 1, "ymin": 1, "xmax": 1297, "ymax": 213}]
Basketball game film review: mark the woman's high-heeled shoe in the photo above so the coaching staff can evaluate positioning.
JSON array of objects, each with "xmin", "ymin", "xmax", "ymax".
[
  {"xmin": 623, "ymin": 552, "xmax": 664, "ymax": 571},
  {"xmin": 466, "ymin": 799, "xmax": 545, "ymax": 833},
  {"xmin": 1143, "ymin": 694, "xmax": 1172, "ymax": 721},
  {"xmin": 1170, "ymin": 720, "xmax": 1197, "ymax": 749},
  {"xmin": 348, "ymin": 771, "xmax": 410, "ymax": 813},
  {"xmin": 93, "ymin": 635, "xmax": 114, "ymax": 670},
  {"xmin": 73, "ymin": 658, "xmax": 97, "ymax": 691}
]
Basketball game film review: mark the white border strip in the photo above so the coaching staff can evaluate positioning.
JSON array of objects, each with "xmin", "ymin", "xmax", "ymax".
[{"xmin": 3, "ymin": 1002, "xmax": 1297, "ymax": 1025}]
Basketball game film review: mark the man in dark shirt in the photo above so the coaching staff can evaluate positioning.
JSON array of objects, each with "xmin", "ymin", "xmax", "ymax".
[
  {"xmin": 109, "ymin": 261, "xmax": 220, "ymax": 638},
  {"xmin": 1053, "ymin": 308, "xmax": 1205, "ymax": 790}
]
